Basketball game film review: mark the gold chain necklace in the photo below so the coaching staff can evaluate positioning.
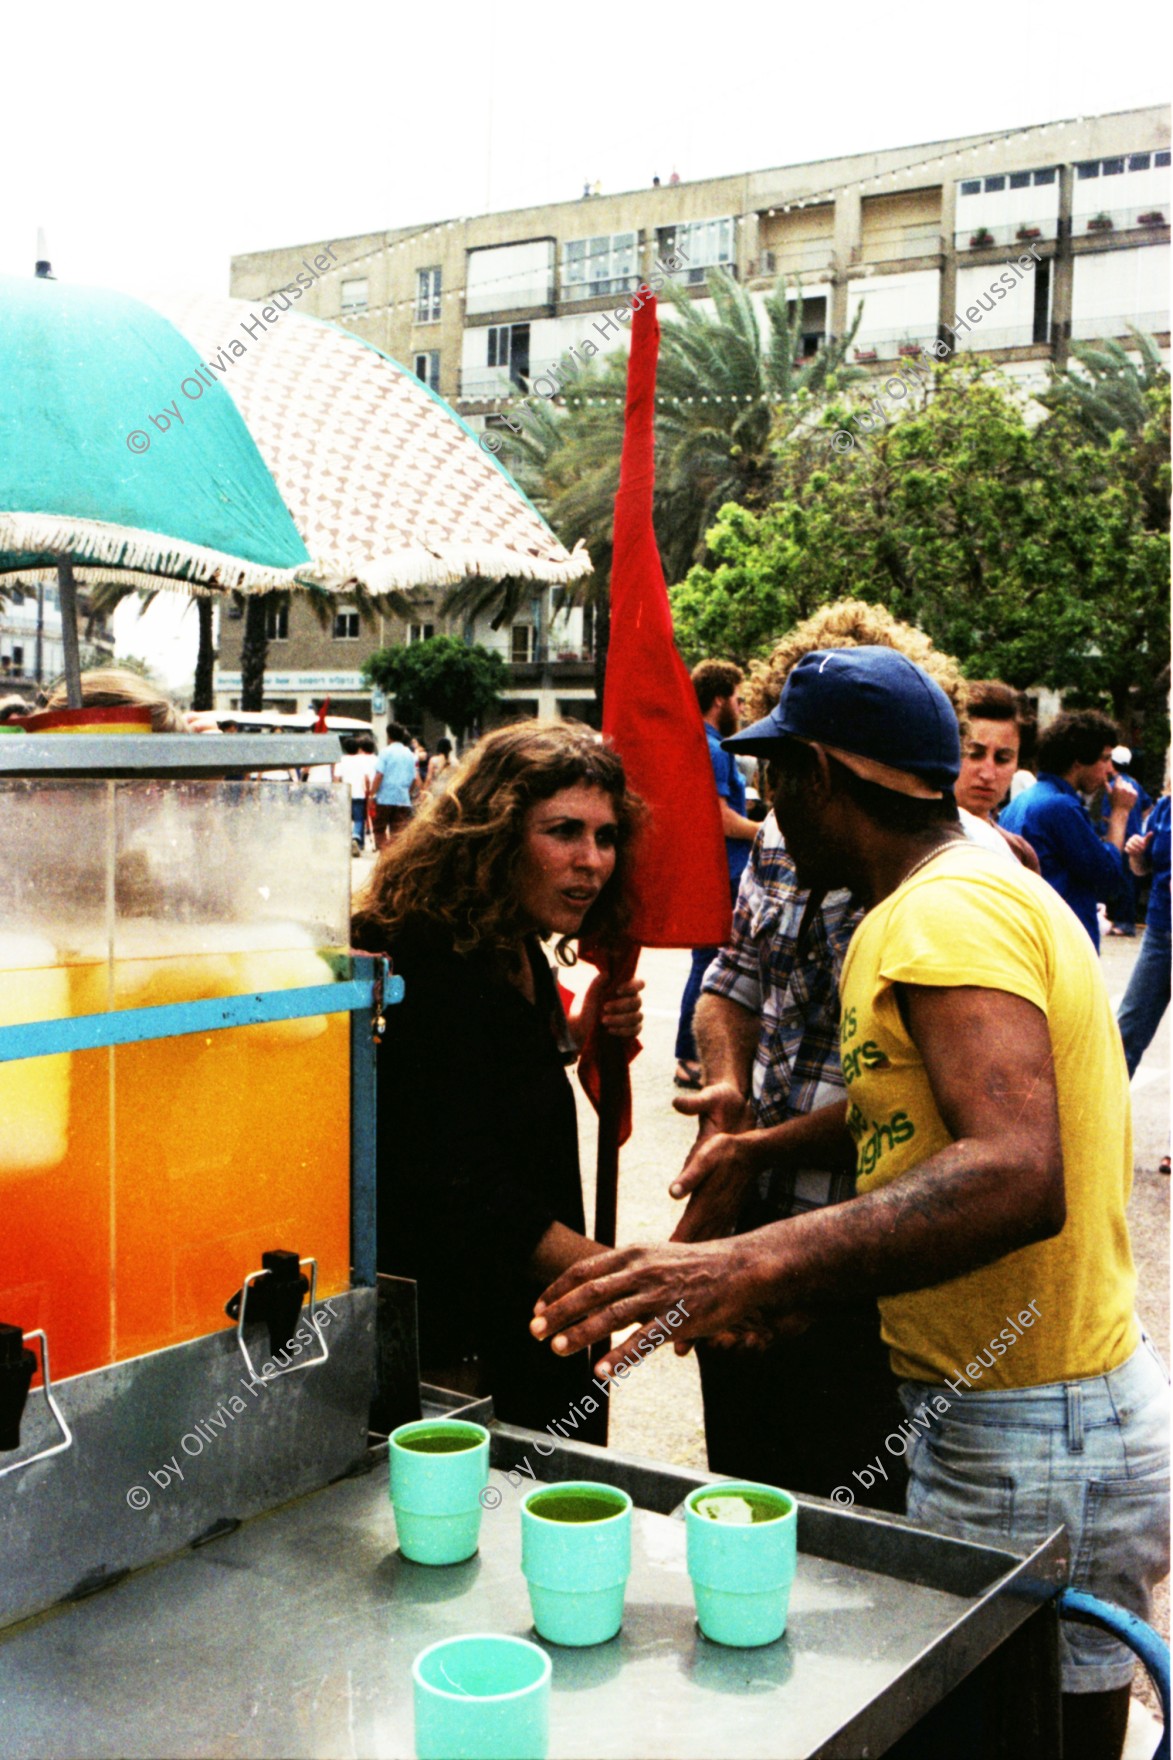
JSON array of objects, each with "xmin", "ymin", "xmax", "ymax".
[{"xmin": 899, "ymin": 839, "xmax": 961, "ymax": 888}]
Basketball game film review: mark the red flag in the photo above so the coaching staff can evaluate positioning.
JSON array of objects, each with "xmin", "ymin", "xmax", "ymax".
[
  {"xmin": 312, "ymin": 696, "xmax": 331, "ymax": 733},
  {"xmin": 602, "ymin": 294, "xmax": 730, "ymax": 947},
  {"xmin": 578, "ymin": 294, "xmax": 730, "ymax": 1196}
]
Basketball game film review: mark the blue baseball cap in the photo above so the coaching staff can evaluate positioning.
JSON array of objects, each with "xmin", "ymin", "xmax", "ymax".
[{"xmin": 723, "ymin": 647, "xmax": 960, "ymax": 798}]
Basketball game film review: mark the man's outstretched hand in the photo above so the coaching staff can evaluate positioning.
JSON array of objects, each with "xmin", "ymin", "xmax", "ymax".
[{"xmin": 530, "ymin": 1238, "xmax": 788, "ymax": 1374}]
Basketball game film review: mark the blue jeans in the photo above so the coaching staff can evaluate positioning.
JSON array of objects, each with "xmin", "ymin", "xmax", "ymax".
[
  {"xmin": 899, "ymin": 1333, "xmax": 1170, "ymax": 1692},
  {"xmin": 675, "ymin": 945, "xmax": 717, "ymax": 1063},
  {"xmin": 351, "ymin": 798, "xmax": 367, "ymax": 843},
  {"xmin": 1117, "ymin": 924, "xmax": 1171, "ymax": 1077}
]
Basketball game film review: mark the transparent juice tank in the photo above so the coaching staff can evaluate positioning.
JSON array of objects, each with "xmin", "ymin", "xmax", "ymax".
[{"xmin": 0, "ymin": 777, "xmax": 352, "ymax": 1379}]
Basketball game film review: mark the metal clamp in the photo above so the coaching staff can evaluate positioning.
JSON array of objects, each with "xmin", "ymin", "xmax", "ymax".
[
  {"xmin": 0, "ymin": 1332, "xmax": 74, "ymax": 1480},
  {"xmin": 234, "ymin": 1258, "xmax": 329, "ymax": 1384}
]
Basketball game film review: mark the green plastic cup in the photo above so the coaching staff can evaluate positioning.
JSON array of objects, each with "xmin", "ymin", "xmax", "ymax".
[
  {"xmin": 389, "ymin": 1420, "xmax": 490, "ymax": 1565},
  {"xmin": 685, "ymin": 1481, "xmax": 798, "ymax": 1647},
  {"xmin": 412, "ymin": 1633, "xmax": 550, "ymax": 1759},
  {"xmin": 521, "ymin": 1480, "xmax": 633, "ymax": 1646}
]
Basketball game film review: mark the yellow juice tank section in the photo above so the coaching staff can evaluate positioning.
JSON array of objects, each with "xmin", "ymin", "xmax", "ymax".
[{"xmin": 0, "ymin": 778, "xmax": 352, "ymax": 1381}]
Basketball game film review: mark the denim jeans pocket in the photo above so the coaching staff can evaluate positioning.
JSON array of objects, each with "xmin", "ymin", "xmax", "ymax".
[{"xmin": 906, "ymin": 1425, "xmax": 1017, "ymax": 1541}]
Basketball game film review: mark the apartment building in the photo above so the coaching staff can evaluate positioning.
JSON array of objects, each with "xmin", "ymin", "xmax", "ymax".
[{"xmin": 220, "ymin": 103, "xmax": 1170, "ymax": 730}]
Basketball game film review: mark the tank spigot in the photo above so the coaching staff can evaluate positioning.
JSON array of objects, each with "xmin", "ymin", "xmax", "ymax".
[
  {"xmin": 225, "ymin": 1249, "xmax": 309, "ymax": 1358},
  {"xmin": 0, "ymin": 1323, "xmax": 37, "ymax": 1451}
]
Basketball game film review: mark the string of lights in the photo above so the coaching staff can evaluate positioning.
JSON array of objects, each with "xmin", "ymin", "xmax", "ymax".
[{"xmin": 261, "ymin": 114, "xmax": 1104, "ymax": 326}]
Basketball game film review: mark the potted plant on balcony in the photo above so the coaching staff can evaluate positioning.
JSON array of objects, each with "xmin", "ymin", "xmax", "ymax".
[
  {"xmin": 854, "ymin": 347, "xmax": 878, "ymax": 364},
  {"xmin": 1087, "ymin": 213, "xmax": 1114, "ymax": 232},
  {"xmin": 1138, "ymin": 210, "xmax": 1166, "ymax": 226},
  {"xmin": 1016, "ymin": 226, "xmax": 1042, "ymax": 241},
  {"xmin": 969, "ymin": 227, "xmax": 995, "ymax": 248},
  {"xmin": 898, "ymin": 342, "xmax": 922, "ymax": 357}
]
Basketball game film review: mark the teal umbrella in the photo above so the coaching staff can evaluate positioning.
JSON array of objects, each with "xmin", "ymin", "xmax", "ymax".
[{"xmin": 0, "ymin": 274, "xmax": 590, "ymax": 702}]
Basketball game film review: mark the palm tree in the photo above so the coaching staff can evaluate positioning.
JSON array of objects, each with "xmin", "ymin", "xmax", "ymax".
[
  {"xmin": 444, "ymin": 274, "xmax": 862, "ymax": 697},
  {"xmin": 1042, "ymin": 327, "xmax": 1166, "ymax": 444},
  {"xmin": 86, "ymin": 583, "xmax": 218, "ymax": 709}
]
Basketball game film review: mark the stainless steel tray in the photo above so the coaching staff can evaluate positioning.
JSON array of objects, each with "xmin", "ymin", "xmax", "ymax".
[{"xmin": 0, "ymin": 1419, "xmax": 1067, "ymax": 1759}]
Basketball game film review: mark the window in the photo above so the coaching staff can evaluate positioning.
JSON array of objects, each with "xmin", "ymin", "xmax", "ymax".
[
  {"xmin": 416, "ymin": 267, "xmax": 442, "ymax": 323},
  {"xmin": 1102, "ymin": 157, "xmax": 1125, "ymax": 177},
  {"xmin": 414, "ymin": 351, "xmax": 440, "ymax": 392},
  {"xmin": 657, "ymin": 216, "xmax": 734, "ymax": 271},
  {"xmin": 341, "ymin": 277, "xmax": 368, "ymax": 315},
  {"xmin": 562, "ymin": 232, "xmax": 638, "ymax": 299},
  {"xmin": 487, "ymin": 323, "xmax": 529, "ymax": 385},
  {"xmin": 407, "ymin": 622, "xmax": 435, "ymax": 644},
  {"xmin": 333, "ymin": 608, "xmax": 360, "ymax": 640},
  {"xmin": 265, "ymin": 602, "xmax": 289, "ymax": 641},
  {"xmin": 960, "ymin": 179, "xmax": 981, "ymax": 196},
  {"xmin": 11, "ymin": 645, "xmax": 23, "ymax": 670},
  {"xmin": 983, "ymin": 175, "xmax": 1005, "ymax": 193},
  {"xmin": 511, "ymin": 624, "xmax": 533, "ymax": 663},
  {"xmin": 1129, "ymin": 153, "xmax": 1152, "ymax": 171},
  {"xmin": 1156, "ymin": 151, "xmax": 1171, "ymax": 168},
  {"xmin": 1009, "ymin": 171, "xmax": 1031, "ymax": 190},
  {"xmin": 1076, "ymin": 161, "xmax": 1100, "ymax": 179},
  {"xmin": 1033, "ymin": 168, "xmax": 1057, "ymax": 185}
]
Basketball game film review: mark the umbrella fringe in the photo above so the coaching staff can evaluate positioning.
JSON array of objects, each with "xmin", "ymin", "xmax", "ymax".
[
  {"xmin": 0, "ymin": 513, "xmax": 307, "ymax": 592},
  {"xmin": 0, "ymin": 517, "xmax": 593, "ymax": 593}
]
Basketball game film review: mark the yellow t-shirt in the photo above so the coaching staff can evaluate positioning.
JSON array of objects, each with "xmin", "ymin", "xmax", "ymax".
[{"xmin": 840, "ymin": 843, "xmax": 1137, "ymax": 1387}]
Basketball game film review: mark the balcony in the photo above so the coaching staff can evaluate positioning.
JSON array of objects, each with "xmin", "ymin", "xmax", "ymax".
[
  {"xmin": 460, "ymin": 367, "xmax": 526, "ymax": 401},
  {"xmin": 560, "ymin": 273, "xmax": 644, "ymax": 305},
  {"xmin": 758, "ymin": 241, "xmax": 835, "ymax": 279},
  {"xmin": 851, "ymin": 327, "xmax": 939, "ymax": 364},
  {"xmin": 1071, "ymin": 203, "xmax": 1170, "ymax": 239},
  {"xmin": 955, "ymin": 217, "xmax": 1058, "ymax": 253},
  {"xmin": 859, "ymin": 222, "xmax": 943, "ymax": 266},
  {"xmin": 1070, "ymin": 306, "xmax": 1170, "ymax": 342}
]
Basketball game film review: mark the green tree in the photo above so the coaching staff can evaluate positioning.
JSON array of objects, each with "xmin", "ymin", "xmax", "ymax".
[
  {"xmin": 671, "ymin": 355, "xmax": 1170, "ymax": 745},
  {"xmin": 362, "ymin": 635, "xmax": 507, "ymax": 739}
]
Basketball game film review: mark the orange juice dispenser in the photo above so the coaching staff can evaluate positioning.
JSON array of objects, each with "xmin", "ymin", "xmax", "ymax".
[{"xmin": 0, "ymin": 730, "xmax": 390, "ymax": 1630}]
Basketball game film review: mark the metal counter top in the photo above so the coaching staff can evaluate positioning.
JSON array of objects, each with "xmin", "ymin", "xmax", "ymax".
[{"xmin": 0, "ymin": 1426, "xmax": 1067, "ymax": 1760}]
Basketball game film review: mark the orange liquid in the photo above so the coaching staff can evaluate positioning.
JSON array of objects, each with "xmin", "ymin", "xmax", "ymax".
[{"xmin": 0, "ymin": 939, "xmax": 350, "ymax": 1382}]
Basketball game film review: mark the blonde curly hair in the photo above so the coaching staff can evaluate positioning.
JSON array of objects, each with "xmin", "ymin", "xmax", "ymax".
[{"xmin": 743, "ymin": 600, "xmax": 965, "ymax": 722}]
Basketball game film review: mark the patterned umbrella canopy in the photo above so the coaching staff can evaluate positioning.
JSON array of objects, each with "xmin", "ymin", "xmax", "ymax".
[{"xmin": 0, "ymin": 274, "xmax": 590, "ymax": 596}]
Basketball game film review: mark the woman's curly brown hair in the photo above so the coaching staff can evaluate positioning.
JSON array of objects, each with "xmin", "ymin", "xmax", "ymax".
[
  {"xmin": 744, "ymin": 600, "xmax": 966, "ymax": 721},
  {"xmin": 351, "ymin": 719, "xmax": 643, "ymax": 963}
]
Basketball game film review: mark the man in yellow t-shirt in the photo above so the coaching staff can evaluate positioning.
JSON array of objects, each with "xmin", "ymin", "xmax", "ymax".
[{"xmin": 532, "ymin": 649, "xmax": 1169, "ymax": 1760}]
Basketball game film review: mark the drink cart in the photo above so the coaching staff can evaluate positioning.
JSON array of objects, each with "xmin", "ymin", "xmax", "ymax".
[
  {"xmin": 0, "ymin": 734, "xmax": 1166, "ymax": 1759},
  {"xmin": 0, "ymin": 732, "xmax": 391, "ymax": 1629}
]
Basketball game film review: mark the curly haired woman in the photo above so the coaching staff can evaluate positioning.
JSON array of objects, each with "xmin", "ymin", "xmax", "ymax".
[{"xmin": 352, "ymin": 720, "xmax": 643, "ymax": 1438}]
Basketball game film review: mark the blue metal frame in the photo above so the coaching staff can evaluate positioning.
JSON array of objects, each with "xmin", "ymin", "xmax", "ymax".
[{"xmin": 0, "ymin": 981, "xmax": 373, "ymax": 1062}]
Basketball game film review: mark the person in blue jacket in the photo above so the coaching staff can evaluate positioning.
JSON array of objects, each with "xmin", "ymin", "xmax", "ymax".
[
  {"xmin": 673, "ymin": 660, "xmax": 758, "ymax": 1088},
  {"xmin": 1000, "ymin": 710, "xmax": 1136, "ymax": 949},
  {"xmin": 1117, "ymin": 787, "xmax": 1171, "ymax": 1101},
  {"xmin": 1101, "ymin": 746, "xmax": 1152, "ymax": 937}
]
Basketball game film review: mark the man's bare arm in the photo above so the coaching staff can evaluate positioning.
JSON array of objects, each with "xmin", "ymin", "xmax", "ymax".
[
  {"xmin": 533, "ymin": 987, "xmax": 1064, "ymax": 1368},
  {"xmin": 719, "ymin": 799, "xmax": 759, "ymax": 842},
  {"xmin": 693, "ymin": 992, "xmax": 756, "ymax": 1095}
]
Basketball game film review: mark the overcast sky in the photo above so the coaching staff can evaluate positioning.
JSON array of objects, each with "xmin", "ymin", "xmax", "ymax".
[{"xmin": 6, "ymin": 0, "xmax": 1168, "ymax": 683}]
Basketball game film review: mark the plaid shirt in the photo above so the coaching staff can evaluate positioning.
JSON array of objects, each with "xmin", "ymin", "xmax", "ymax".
[{"xmin": 701, "ymin": 815, "xmax": 862, "ymax": 1219}]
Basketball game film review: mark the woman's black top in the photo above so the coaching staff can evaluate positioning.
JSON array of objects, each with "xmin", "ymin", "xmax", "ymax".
[{"xmin": 376, "ymin": 925, "xmax": 606, "ymax": 1441}]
